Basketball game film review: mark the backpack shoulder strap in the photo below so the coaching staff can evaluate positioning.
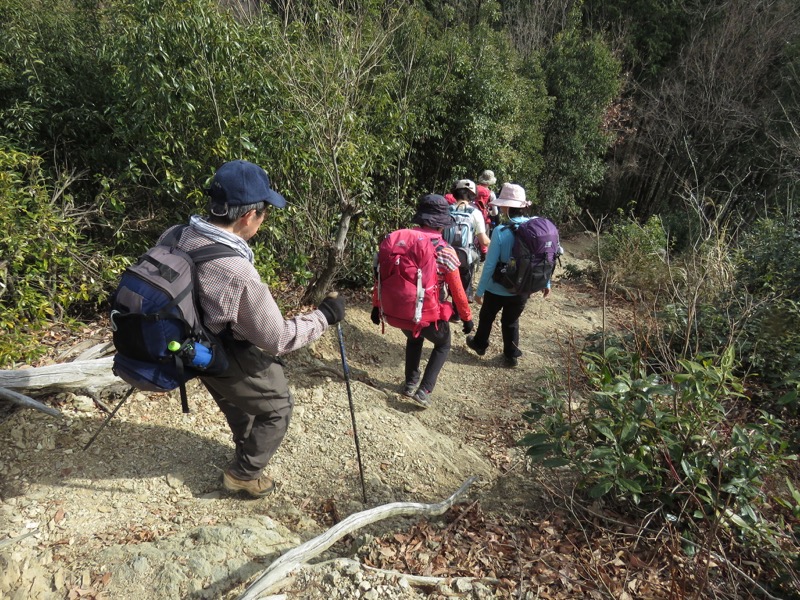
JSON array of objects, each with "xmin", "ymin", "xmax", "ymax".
[
  {"xmin": 159, "ymin": 224, "xmax": 240, "ymax": 265},
  {"xmin": 160, "ymin": 224, "xmax": 188, "ymax": 248},
  {"xmin": 496, "ymin": 222, "xmax": 518, "ymax": 235},
  {"xmin": 187, "ymin": 244, "xmax": 241, "ymax": 265}
]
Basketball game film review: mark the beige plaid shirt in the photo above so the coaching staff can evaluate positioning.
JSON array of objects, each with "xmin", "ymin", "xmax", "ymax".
[{"xmin": 160, "ymin": 223, "xmax": 329, "ymax": 356}]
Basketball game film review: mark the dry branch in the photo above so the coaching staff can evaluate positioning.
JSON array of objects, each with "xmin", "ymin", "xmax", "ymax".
[
  {"xmin": 313, "ymin": 557, "xmax": 503, "ymax": 588},
  {"xmin": 238, "ymin": 476, "xmax": 477, "ymax": 600},
  {"xmin": 0, "ymin": 386, "xmax": 62, "ymax": 417}
]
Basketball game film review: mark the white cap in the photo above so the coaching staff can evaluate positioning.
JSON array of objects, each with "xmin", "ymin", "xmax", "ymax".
[{"xmin": 454, "ymin": 179, "xmax": 476, "ymax": 194}]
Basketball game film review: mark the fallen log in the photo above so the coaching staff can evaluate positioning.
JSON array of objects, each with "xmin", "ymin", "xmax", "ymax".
[
  {"xmin": 0, "ymin": 356, "xmax": 124, "ymax": 397},
  {"xmin": 0, "ymin": 386, "xmax": 62, "ymax": 417},
  {"xmin": 238, "ymin": 476, "xmax": 477, "ymax": 600}
]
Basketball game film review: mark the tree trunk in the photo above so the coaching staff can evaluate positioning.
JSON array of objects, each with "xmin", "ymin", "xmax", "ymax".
[{"xmin": 302, "ymin": 207, "xmax": 355, "ymax": 305}]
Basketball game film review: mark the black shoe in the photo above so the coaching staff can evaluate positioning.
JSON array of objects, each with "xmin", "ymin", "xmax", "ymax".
[
  {"xmin": 402, "ymin": 379, "xmax": 419, "ymax": 397},
  {"xmin": 503, "ymin": 355, "xmax": 518, "ymax": 368},
  {"xmin": 465, "ymin": 335, "xmax": 486, "ymax": 356},
  {"xmin": 408, "ymin": 388, "xmax": 431, "ymax": 409}
]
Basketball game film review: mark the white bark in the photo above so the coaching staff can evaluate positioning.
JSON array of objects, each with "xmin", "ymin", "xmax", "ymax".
[
  {"xmin": 238, "ymin": 477, "xmax": 477, "ymax": 600},
  {"xmin": 0, "ymin": 356, "xmax": 124, "ymax": 396},
  {"xmin": 0, "ymin": 386, "xmax": 62, "ymax": 417}
]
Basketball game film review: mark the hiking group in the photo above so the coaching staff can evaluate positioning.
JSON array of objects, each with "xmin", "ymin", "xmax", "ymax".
[
  {"xmin": 109, "ymin": 159, "xmax": 560, "ymax": 498},
  {"xmin": 372, "ymin": 174, "xmax": 561, "ymax": 406}
]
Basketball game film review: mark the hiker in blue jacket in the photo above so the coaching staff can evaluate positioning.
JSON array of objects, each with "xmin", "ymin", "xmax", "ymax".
[{"xmin": 466, "ymin": 183, "xmax": 551, "ymax": 368}]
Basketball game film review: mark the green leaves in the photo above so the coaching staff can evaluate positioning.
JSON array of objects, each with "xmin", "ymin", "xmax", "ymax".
[
  {"xmin": 518, "ymin": 342, "xmax": 793, "ymax": 544},
  {"xmin": 537, "ymin": 11, "xmax": 621, "ymax": 221},
  {"xmin": 0, "ymin": 146, "xmax": 122, "ymax": 366}
]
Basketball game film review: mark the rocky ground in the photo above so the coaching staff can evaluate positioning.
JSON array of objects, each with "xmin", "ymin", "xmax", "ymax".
[{"xmin": 0, "ymin": 235, "xmax": 618, "ymax": 600}]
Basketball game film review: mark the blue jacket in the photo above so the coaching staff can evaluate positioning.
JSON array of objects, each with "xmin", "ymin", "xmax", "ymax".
[{"xmin": 475, "ymin": 217, "xmax": 551, "ymax": 298}]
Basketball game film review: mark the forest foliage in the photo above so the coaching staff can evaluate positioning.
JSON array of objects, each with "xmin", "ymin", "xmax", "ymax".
[{"xmin": 0, "ymin": 0, "xmax": 624, "ymax": 321}]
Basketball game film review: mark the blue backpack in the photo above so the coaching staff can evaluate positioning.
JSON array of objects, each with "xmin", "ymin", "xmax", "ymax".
[
  {"xmin": 109, "ymin": 226, "xmax": 239, "ymax": 412},
  {"xmin": 442, "ymin": 202, "xmax": 477, "ymax": 269}
]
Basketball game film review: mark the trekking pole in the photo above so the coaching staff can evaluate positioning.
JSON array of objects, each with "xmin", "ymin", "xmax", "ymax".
[
  {"xmin": 83, "ymin": 385, "xmax": 136, "ymax": 451},
  {"xmin": 336, "ymin": 323, "xmax": 367, "ymax": 503}
]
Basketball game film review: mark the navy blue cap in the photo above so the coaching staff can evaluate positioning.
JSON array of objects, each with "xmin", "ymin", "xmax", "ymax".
[{"xmin": 207, "ymin": 160, "xmax": 287, "ymax": 209}]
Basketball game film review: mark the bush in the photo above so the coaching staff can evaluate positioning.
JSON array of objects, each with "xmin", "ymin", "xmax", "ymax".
[
  {"xmin": 0, "ymin": 146, "xmax": 125, "ymax": 366},
  {"xmin": 520, "ymin": 345, "xmax": 794, "ymax": 542},
  {"xmin": 598, "ymin": 214, "xmax": 670, "ymax": 296},
  {"xmin": 521, "ymin": 341, "xmax": 800, "ymax": 594},
  {"xmin": 734, "ymin": 216, "xmax": 800, "ymax": 385}
]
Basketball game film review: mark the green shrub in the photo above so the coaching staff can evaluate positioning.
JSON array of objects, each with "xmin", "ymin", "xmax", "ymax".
[
  {"xmin": 734, "ymin": 217, "xmax": 800, "ymax": 385},
  {"xmin": 520, "ymin": 345, "xmax": 794, "ymax": 542},
  {"xmin": 654, "ymin": 216, "xmax": 800, "ymax": 391},
  {"xmin": 538, "ymin": 10, "xmax": 622, "ymax": 221},
  {"xmin": 599, "ymin": 214, "xmax": 670, "ymax": 296},
  {"xmin": 0, "ymin": 146, "xmax": 125, "ymax": 366}
]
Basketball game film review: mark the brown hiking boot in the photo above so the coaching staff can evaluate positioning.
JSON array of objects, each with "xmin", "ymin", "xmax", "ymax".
[{"xmin": 222, "ymin": 469, "xmax": 276, "ymax": 498}]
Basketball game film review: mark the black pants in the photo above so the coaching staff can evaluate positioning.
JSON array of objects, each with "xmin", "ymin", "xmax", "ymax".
[
  {"xmin": 471, "ymin": 290, "xmax": 528, "ymax": 359},
  {"xmin": 458, "ymin": 259, "xmax": 478, "ymax": 302},
  {"xmin": 402, "ymin": 320, "xmax": 451, "ymax": 394}
]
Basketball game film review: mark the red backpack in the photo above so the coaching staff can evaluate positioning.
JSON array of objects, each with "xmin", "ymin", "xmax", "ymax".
[{"xmin": 376, "ymin": 229, "xmax": 453, "ymax": 337}]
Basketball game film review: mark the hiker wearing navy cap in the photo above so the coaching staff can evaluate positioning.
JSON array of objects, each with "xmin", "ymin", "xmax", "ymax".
[{"xmin": 158, "ymin": 159, "xmax": 345, "ymax": 497}]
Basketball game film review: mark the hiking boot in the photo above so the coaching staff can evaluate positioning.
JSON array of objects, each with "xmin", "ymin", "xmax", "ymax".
[
  {"xmin": 402, "ymin": 378, "xmax": 420, "ymax": 397},
  {"xmin": 465, "ymin": 335, "xmax": 486, "ymax": 356},
  {"xmin": 223, "ymin": 469, "xmax": 276, "ymax": 498},
  {"xmin": 409, "ymin": 388, "xmax": 432, "ymax": 409},
  {"xmin": 503, "ymin": 355, "xmax": 519, "ymax": 368}
]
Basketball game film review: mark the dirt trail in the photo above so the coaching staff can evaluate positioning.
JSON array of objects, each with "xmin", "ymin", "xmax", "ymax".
[{"xmin": 0, "ymin": 234, "xmax": 610, "ymax": 599}]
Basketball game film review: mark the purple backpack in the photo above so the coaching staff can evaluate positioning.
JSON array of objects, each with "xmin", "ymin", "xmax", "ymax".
[{"xmin": 492, "ymin": 217, "xmax": 560, "ymax": 295}]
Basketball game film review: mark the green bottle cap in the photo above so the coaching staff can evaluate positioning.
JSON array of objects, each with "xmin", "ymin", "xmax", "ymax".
[{"xmin": 167, "ymin": 341, "xmax": 181, "ymax": 352}]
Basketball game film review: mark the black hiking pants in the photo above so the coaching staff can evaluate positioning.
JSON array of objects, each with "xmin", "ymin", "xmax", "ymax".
[
  {"xmin": 402, "ymin": 320, "xmax": 451, "ymax": 394},
  {"xmin": 471, "ymin": 290, "xmax": 528, "ymax": 359}
]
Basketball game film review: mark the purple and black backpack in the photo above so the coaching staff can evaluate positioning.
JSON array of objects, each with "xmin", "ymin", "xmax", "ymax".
[{"xmin": 492, "ymin": 217, "xmax": 561, "ymax": 295}]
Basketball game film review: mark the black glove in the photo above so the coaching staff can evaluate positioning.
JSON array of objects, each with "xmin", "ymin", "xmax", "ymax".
[
  {"xmin": 370, "ymin": 306, "xmax": 381, "ymax": 325},
  {"xmin": 462, "ymin": 320, "xmax": 474, "ymax": 334},
  {"xmin": 318, "ymin": 295, "xmax": 346, "ymax": 325}
]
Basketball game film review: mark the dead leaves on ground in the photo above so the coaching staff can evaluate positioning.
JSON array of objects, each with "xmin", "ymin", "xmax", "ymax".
[{"xmin": 363, "ymin": 502, "xmax": 672, "ymax": 599}]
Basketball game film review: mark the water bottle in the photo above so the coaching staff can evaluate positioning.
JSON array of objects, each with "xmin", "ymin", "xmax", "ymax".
[{"xmin": 168, "ymin": 340, "xmax": 213, "ymax": 369}]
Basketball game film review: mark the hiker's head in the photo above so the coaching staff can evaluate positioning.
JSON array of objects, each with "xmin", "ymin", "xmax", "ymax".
[
  {"xmin": 412, "ymin": 194, "xmax": 455, "ymax": 230},
  {"xmin": 205, "ymin": 160, "xmax": 286, "ymax": 232},
  {"xmin": 491, "ymin": 183, "xmax": 530, "ymax": 218},
  {"xmin": 452, "ymin": 179, "xmax": 477, "ymax": 203},
  {"xmin": 478, "ymin": 170, "xmax": 496, "ymax": 187},
  {"xmin": 475, "ymin": 185, "xmax": 491, "ymax": 210}
]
